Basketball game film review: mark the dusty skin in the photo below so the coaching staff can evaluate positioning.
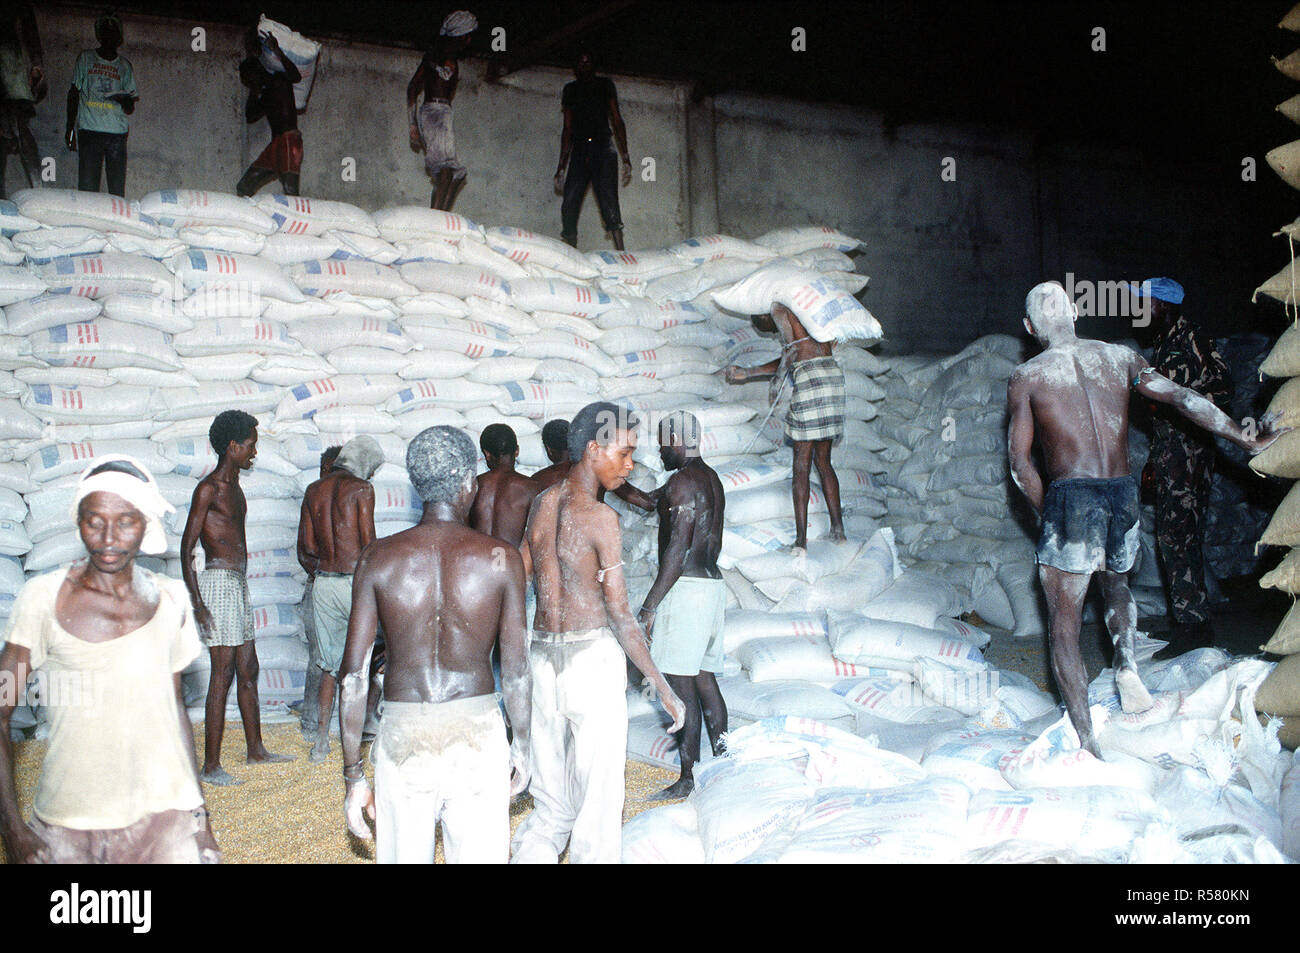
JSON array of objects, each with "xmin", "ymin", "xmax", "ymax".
[
  {"xmin": 337, "ymin": 448, "xmax": 531, "ymax": 848},
  {"xmin": 1007, "ymin": 283, "xmax": 1284, "ymax": 758},
  {"xmin": 637, "ymin": 416, "xmax": 728, "ymax": 800}
]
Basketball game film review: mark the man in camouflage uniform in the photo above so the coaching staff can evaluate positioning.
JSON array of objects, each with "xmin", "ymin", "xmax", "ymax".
[{"xmin": 1136, "ymin": 278, "xmax": 1230, "ymax": 660}]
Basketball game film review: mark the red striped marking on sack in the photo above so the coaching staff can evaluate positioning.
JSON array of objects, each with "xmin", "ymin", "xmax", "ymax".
[
  {"xmin": 70, "ymin": 440, "xmax": 93, "ymax": 457},
  {"xmin": 78, "ymin": 257, "xmax": 103, "ymax": 275},
  {"xmin": 71, "ymin": 355, "xmax": 97, "ymax": 367}
]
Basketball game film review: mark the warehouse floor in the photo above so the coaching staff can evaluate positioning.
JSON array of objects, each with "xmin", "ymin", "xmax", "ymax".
[{"xmin": 982, "ymin": 575, "xmax": 1290, "ymax": 695}]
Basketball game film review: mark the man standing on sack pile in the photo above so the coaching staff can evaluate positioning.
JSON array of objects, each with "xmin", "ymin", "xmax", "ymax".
[
  {"xmin": 297, "ymin": 436, "xmax": 381, "ymax": 764},
  {"xmin": 235, "ymin": 26, "xmax": 303, "ymax": 198},
  {"xmin": 1007, "ymin": 281, "xmax": 1281, "ymax": 760},
  {"xmin": 554, "ymin": 50, "xmax": 632, "ymax": 250},
  {"xmin": 0, "ymin": 1, "xmax": 45, "ymax": 199},
  {"xmin": 0, "ymin": 456, "xmax": 220, "ymax": 863},
  {"xmin": 408, "ymin": 10, "xmax": 476, "ymax": 211},
  {"xmin": 1132, "ymin": 278, "xmax": 1233, "ymax": 660},
  {"xmin": 65, "ymin": 12, "xmax": 137, "ymax": 196},
  {"xmin": 723, "ymin": 302, "xmax": 849, "ymax": 554}
]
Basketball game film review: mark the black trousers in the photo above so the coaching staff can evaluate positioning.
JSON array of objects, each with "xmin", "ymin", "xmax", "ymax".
[
  {"xmin": 77, "ymin": 129, "xmax": 127, "ymax": 197},
  {"xmin": 561, "ymin": 137, "xmax": 622, "ymax": 241}
]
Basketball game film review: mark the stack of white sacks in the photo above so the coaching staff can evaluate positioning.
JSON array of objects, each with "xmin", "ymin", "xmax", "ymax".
[{"xmin": 0, "ymin": 189, "xmax": 1286, "ymax": 864}]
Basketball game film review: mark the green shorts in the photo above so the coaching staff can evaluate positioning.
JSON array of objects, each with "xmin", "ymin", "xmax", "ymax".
[{"xmin": 648, "ymin": 576, "xmax": 727, "ymax": 676}]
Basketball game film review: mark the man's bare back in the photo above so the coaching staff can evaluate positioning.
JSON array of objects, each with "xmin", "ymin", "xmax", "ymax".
[
  {"xmin": 299, "ymin": 471, "xmax": 376, "ymax": 574},
  {"xmin": 527, "ymin": 481, "xmax": 622, "ymax": 634},
  {"xmin": 351, "ymin": 521, "xmax": 517, "ymax": 704},
  {"xmin": 471, "ymin": 468, "xmax": 540, "ymax": 550},
  {"xmin": 530, "ymin": 460, "xmax": 570, "ymax": 491},
  {"xmin": 656, "ymin": 463, "xmax": 725, "ymax": 580},
  {"xmin": 1009, "ymin": 338, "xmax": 1143, "ymax": 487}
]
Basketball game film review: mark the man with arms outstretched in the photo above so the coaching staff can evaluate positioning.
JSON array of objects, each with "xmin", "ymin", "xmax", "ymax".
[
  {"xmin": 339, "ymin": 426, "xmax": 529, "ymax": 864},
  {"xmin": 297, "ymin": 435, "xmax": 381, "ymax": 763},
  {"xmin": 181, "ymin": 410, "xmax": 292, "ymax": 786},
  {"xmin": 637, "ymin": 411, "xmax": 727, "ymax": 800},
  {"xmin": 1007, "ymin": 281, "xmax": 1280, "ymax": 758},
  {"xmin": 511, "ymin": 401, "xmax": 685, "ymax": 864}
]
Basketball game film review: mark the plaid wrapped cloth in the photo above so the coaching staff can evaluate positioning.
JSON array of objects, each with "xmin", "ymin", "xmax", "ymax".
[
  {"xmin": 786, "ymin": 356, "xmax": 846, "ymax": 443},
  {"xmin": 197, "ymin": 568, "xmax": 255, "ymax": 647}
]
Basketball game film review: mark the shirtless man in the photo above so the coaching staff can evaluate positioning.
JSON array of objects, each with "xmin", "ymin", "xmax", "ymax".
[
  {"xmin": 298, "ymin": 445, "xmax": 341, "ymax": 739},
  {"xmin": 724, "ymin": 303, "xmax": 847, "ymax": 552},
  {"xmin": 637, "ymin": 412, "xmax": 727, "ymax": 800},
  {"xmin": 235, "ymin": 31, "xmax": 302, "ymax": 197},
  {"xmin": 511, "ymin": 401, "xmax": 685, "ymax": 864},
  {"xmin": 339, "ymin": 426, "xmax": 529, "ymax": 863},
  {"xmin": 297, "ymin": 436, "xmax": 381, "ymax": 763},
  {"xmin": 407, "ymin": 10, "xmax": 476, "ymax": 211},
  {"xmin": 0, "ymin": 456, "xmax": 219, "ymax": 864},
  {"xmin": 470, "ymin": 423, "xmax": 541, "ymax": 550},
  {"xmin": 1007, "ymin": 281, "xmax": 1282, "ymax": 758},
  {"xmin": 530, "ymin": 419, "xmax": 571, "ymax": 491},
  {"xmin": 181, "ymin": 410, "xmax": 292, "ymax": 786}
]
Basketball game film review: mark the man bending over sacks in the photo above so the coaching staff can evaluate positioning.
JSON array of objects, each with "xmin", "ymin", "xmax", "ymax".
[
  {"xmin": 1008, "ymin": 281, "xmax": 1282, "ymax": 759},
  {"xmin": 511, "ymin": 402, "xmax": 685, "ymax": 864},
  {"xmin": 339, "ymin": 427, "xmax": 530, "ymax": 863},
  {"xmin": 182, "ymin": 410, "xmax": 293, "ymax": 786},
  {"xmin": 724, "ymin": 303, "xmax": 847, "ymax": 553},
  {"xmin": 637, "ymin": 411, "xmax": 728, "ymax": 800},
  {"xmin": 297, "ymin": 436, "xmax": 382, "ymax": 764},
  {"xmin": 0, "ymin": 456, "xmax": 220, "ymax": 863}
]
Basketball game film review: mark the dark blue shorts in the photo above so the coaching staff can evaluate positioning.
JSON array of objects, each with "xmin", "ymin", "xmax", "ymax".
[{"xmin": 1036, "ymin": 476, "xmax": 1140, "ymax": 575}]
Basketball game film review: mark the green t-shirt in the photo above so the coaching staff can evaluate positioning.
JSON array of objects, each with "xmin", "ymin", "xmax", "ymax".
[{"xmin": 72, "ymin": 49, "xmax": 136, "ymax": 135}]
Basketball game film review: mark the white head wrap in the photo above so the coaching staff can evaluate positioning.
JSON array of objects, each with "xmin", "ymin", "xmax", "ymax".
[
  {"xmin": 440, "ymin": 10, "xmax": 478, "ymax": 36},
  {"xmin": 70, "ymin": 454, "xmax": 174, "ymax": 555},
  {"xmin": 334, "ymin": 435, "xmax": 384, "ymax": 482}
]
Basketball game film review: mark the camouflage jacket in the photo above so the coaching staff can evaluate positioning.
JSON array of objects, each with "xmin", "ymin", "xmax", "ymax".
[{"xmin": 1150, "ymin": 315, "xmax": 1230, "ymax": 453}]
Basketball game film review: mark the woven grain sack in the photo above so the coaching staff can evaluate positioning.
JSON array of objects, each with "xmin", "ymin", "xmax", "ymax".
[
  {"xmin": 258, "ymin": 193, "xmax": 373, "ymax": 236},
  {"xmin": 1254, "ymin": 260, "xmax": 1300, "ymax": 308},
  {"xmin": 171, "ymin": 249, "xmax": 304, "ymax": 303},
  {"xmin": 1275, "ymin": 50, "xmax": 1300, "ymax": 83},
  {"xmin": 1254, "ymin": 655, "xmax": 1300, "ymax": 716},
  {"xmin": 402, "ymin": 315, "xmax": 520, "ymax": 358},
  {"xmin": 1260, "ymin": 482, "xmax": 1300, "ymax": 548},
  {"xmin": 12, "ymin": 189, "xmax": 159, "ymax": 237},
  {"xmin": 289, "ymin": 260, "xmax": 417, "ymax": 299},
  {"xmin": 1261, "ymin": 547, "xmax": 1300, "ymax": 594},
  {"xmin": 1, "ymin": 293, "xmax": 100, "ymax": 336},
  {"xmin": 1261, "ymin": 324, "xmax": 1300, "ymax": 378},
  {"xmin": 399, "ymin": 262, "xmax": 511, "ymax": 303},
  {"xmin": 373, "ymin": 207, "xmax": 482, "ymax": 243},
  {"xmin": 753, "ymin": 225, "xmax": 865, "ymax": 256},
  {"xmin": 1262, "ymin": 599, "xmax": 1300, "ymax": 656},
  {"xmin": 177, "ymin": 226, "xmax": 266, "ymax": 256},
  {"xmin": 1280, "ymin": 93, "xmax": 1300, "ymax": 127},
  {"xmin": 12, "ymin": 226, "xmax": 105, "ymax": 262},
  {"xmin": 1250, "ymin": 428, "xmax": 1300, "ymax": 478},
  {"xmin": 139, "ymin": 189, "xmax": 276, "ymax": 234}
]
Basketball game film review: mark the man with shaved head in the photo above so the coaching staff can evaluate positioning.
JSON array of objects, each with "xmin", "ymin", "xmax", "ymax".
[
  {"xmin": 339, "ymin": 426, "xmax": 529, "ymax": 863},
  {"xmin": 470, "ymin": 423, "xmax": 541, "ymax": 551},
  {"xmin": 1007, "ymin": 280, "xmax": 1282, "ymax": 758},
  {"xmin": 0, "ymin": 456, "xmax": 219, "ymax": 863},
  {"xmin": 530, "ymin": 419, "xmax": 572, "ymax": 491},
  {"xmin": 297, "ymin": 435, "xmax": 382, "ymax": 764},
  {"xmin": 637, "ymin": 411, "xmax": 728, "ymax": 800},
  {"xmin": 511, "ymin": 401, "xmax": 684, "ymax": 864}
]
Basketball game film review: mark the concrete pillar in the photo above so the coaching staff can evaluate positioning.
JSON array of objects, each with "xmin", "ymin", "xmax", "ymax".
[{"xmin": 685, "ymin": 94, "xmax": 719, "ymax": 236}]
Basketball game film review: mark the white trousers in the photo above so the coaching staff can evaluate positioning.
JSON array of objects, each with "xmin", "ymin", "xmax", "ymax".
[
  {"xmin": 511, "ymin": 629, "xmax": 627, "ymax": 864},
  {"xmin": 374, "ymin": 695, "xmax": 510, "ymax": 864}
]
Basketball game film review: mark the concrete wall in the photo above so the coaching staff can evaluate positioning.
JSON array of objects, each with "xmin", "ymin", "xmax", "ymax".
[{"xmin": 12, "ymin": 5, "xmax": 1257, "ymax": 357}]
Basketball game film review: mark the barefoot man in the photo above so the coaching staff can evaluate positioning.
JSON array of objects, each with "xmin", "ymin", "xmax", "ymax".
[
  {"xmin": 0, "ymin": 456, "xmax": 220, "ymax": 863},
  {"xmin": 725, "ymin": 304, "xmax": 847, "ymax": 552},
  {"xmin": 181, "ymin": 410, "xmax": 292, "ymax": 786},
  {"xmin": 297, "ymin": 435, "xmax": 381, "ymax": 763},
  {"xmin": 1007, "ymin": 281, "xmax": 1281, "ymax": 758},
  {"xmin": 470, "ymin": 423, "xmax": 541, "ymax": 550},
  {"xmin": 636, "ymin": 411, "xmax": 727, "ymax": 800},
  {"xmin": 407, "ymin": 10, "xmax": 476, "ymax": 211},
  {"xmin": 339, "ymin": 426, "xmax": 530, "ymax": 863},
  {"xmin": 511, "ymin": 401, "xmax": 685, "ymax": 864}
]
